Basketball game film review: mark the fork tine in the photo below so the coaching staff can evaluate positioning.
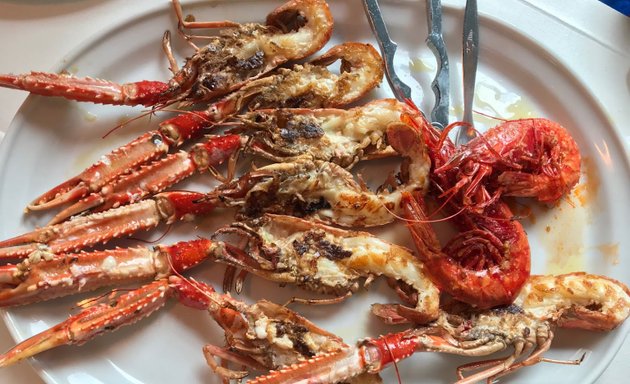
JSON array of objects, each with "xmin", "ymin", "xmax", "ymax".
[
  {"xmin": 426, "ymin": 0, "xmax": 451, "ymax": 130},
  {"xmin": 456, "ymin": 0, "xmax": 480, "ymax": 145}
]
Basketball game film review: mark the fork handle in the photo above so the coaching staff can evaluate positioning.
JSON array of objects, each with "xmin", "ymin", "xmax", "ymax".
[{"xmin": 462, "ymin": 0, "xmax": 479, "ymax": 128}]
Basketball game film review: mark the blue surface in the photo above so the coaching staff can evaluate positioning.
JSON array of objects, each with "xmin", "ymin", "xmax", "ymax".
[{"xmin": 600, "ymin": 0, "xmax": 630, "ymax": 15}]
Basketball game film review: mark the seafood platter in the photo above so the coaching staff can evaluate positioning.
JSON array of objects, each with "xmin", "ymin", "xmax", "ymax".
[{"xmin": 0, "ymin": 0, "xmax": 628, "ymax": 383}]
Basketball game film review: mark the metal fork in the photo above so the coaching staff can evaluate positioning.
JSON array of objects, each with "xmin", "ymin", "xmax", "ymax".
[
  {"xmin": 364, "ymin": 0, "xmax": 480, "ymax": 143},
  {"xmin": 455, "ymin": 0, "xmax": 479, "ymax": 146},
  {"xmin": 362, "ymin": 0, "xmax": 412, "ymax": 102},
  {"xmin": 363, "ymin": 0, "xmax": 450, "ymax": 130},
  {"xmin": 426, "ymin": 0, "xmax": 450, "ymax": 130}
]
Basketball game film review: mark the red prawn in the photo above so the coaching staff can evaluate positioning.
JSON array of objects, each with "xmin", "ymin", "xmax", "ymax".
[
  {"xmin": 401, "ymin": 191, "xmax": 530, "ymax": 309},
  {"xmin": 400, "ymin": 104, "xmax": 531, "ymax": 308},
  {"xmin": 432, "ymin": 117, "xmax": 581, "ymax": 210}
]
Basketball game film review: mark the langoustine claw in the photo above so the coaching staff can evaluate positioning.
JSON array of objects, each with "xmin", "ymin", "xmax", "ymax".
[
  {"xmin": 212, "ymin": 214, "xmax": 440, "ymax": 324},
  {"xmin": 0, "ymin": 239, "xmax": 216, "ymax": 306},
  {"xmin": 0, "ymin": 191, "xmax": 215, "ymax": 259},
  {"xmin": 0, "ymin": 0, "xmax": 333, "ymax": 108},
  {"xmin": 48, "ymin": 134, "xmax": 242, "ymax": 225},
  {"xmin": 0, "ymin": 279, "xmax": 175, "ymax": 368},
  {"xmin": 28, "ymin": 42, "xmax": 383, "ymax": 212},
  {"xmin": 250, "ymin": 273, "xmax": 630, "ymax": 384}
]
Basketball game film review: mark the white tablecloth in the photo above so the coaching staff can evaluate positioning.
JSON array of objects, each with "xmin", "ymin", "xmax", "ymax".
[{"xmin": 0, "ymin": 1, "xmax": 628, "ymax": 383}]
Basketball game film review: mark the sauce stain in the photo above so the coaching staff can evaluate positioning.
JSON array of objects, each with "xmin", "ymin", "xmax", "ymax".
[
  {"xmin": 536, "ymin": 198, "xmax": 586, "ymax": 274},
  {"xmin": 505, "ymin": 97, "xmax": 536, "ymax": 120},
  {"xmin": 596, "ymin": 243, "xmax": 619, "ymax": 265},
  {"xmin": 449, "ymin": 104, "xmax": 464, "ymax": 120},
  {"xmin": 449, "ymin": 74, "xmax": 537, "ymax": 134},
  {"xmin": 474, "ymin": 77, "xmax": 537, "ymax": 122},
  {"xmin": 84, "ymin": 111, "xmax": 97, "ymax": 122},
  {"xmin": 117, "ymin": 115, "xmax": 134, "ymax": 127},
  {"xmin": 571, "ymin": 157, "xmax": 600, "ymax": 208},
  {"xmin": 506, "ymin": 199, "xmax": 536, "ymax": 225},
  {"xmin": 409, "ymin": 57, "xmax": 435, "ymax": 73}
]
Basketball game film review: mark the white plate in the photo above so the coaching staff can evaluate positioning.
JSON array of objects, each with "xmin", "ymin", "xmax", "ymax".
[{"xmin": 0, "ymin": 1, "xmax": 629, "ymax": 383}]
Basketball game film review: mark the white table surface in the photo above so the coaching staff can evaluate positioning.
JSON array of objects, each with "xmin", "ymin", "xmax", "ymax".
[{"xmin": 0, "ymin": 0, "xmax": 628, "ymax": 383}]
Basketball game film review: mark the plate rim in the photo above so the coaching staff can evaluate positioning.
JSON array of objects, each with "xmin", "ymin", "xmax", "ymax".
[{"xmin": 0, "ymin": 1, "xmax": 628, "ymax": 383}]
